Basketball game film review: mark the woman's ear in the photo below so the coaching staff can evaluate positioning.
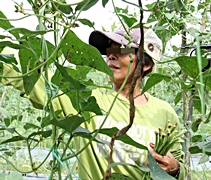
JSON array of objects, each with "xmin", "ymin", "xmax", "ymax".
[{"xmin": 142, "ymin": 65, "xmax": 152, "ymax": 73}]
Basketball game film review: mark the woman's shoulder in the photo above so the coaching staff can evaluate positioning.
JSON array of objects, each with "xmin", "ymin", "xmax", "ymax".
[
  {"xmin": 145, "ymin": 92, "xmax": 179, "ymax": 124},
  {"xmin": 145, "ymin": 92, "xmax": 175, "ymax": 111},
  {"xmin": 92, "ymin": 88, "xmax": 114, "ymax": 97}
]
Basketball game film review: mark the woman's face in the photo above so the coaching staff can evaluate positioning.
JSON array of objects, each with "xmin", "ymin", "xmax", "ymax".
[{"xmin": 106, "ymin": 42, "xmax": 137, "ymax": 84}]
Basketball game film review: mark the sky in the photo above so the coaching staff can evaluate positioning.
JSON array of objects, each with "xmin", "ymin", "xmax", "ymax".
[
  {"xmin": 0, "ymin": 0, "xmax": 153, "ymax": 43},
  {"xmin": 0, "ymin": 0, "xmax": 188, "ymax": 58}
]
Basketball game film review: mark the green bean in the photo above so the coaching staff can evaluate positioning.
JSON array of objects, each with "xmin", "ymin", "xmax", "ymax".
[{"xmin": 154, "ymin": 123, "xmax": 186, "ymax": 156}]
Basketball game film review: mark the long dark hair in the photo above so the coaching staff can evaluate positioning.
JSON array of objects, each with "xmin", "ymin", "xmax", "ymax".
[{"xmin": 136, "ymin": 52, "xmax": 154, "ymax": 78}]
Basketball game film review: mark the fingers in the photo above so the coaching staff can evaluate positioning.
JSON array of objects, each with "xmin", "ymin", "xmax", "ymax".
[
  {"xmin": 149, "ymin": 143, "xmax": 174, "ymax": 165},
  {"xmin": 150, "ymin": 150, "xmax": 169, "ymax": 165},
  {"xmin": 149, "ymin": 142, "xmax": 155, "ymax": 149},
  {"xmin": 148, "ymin": 145, "xmax": 179, "ymax": 174}
]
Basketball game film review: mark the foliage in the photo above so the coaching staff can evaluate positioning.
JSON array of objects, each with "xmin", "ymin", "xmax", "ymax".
[
  {"xmin": 143, "ymin": 3, "xmax": 211, "ymax": 177},
  {"xmin": 0, "ymin": 0, "xmax": 210, "ymax": 180}
]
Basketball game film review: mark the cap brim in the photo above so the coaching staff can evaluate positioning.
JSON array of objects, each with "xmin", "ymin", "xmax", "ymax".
[{"xmin": 89, "ymin": 30, "xmax": 138, "ymax": 55}]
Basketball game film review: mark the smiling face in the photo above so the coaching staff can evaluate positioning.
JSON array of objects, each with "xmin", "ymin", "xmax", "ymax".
[{"xmin": 106, "ymin": 42, "xmax": 137, "ymax": 85}]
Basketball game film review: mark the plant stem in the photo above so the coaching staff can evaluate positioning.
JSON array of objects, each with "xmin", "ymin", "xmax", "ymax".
[
  {"xmin": 196, "ymin": 35, "xmax": 206, "ymax": 179},
  {"xmin": 61, "ymin": 135, "xmax": 73, "ymax": 160},
  {"xmin": 26, "ymin": 139, "xmax": 35, "ymax": 171}
]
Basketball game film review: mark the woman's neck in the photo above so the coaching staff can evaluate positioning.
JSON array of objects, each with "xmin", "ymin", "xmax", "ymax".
[
  {"xmin": 112, "ymin": 82, "xmax": 148, "ymax": 105},
  {"xmin": 112, "ymin": 83, "xmax": 142, "ymax": 99}
]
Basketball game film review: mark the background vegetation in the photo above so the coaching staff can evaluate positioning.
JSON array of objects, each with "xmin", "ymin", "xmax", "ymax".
[{"xmin": 0, "ymin": 0, "xmax": 211, "ymax": 179}]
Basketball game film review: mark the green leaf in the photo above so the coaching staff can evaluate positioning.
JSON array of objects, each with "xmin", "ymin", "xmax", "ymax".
[
  {"xmin": 175, "ymin": 56, "xmax": 208, "ymax": 78},
  {"xmin": 177, "ymin": 0, "xmax": 187, "ymax": 12},
  {"xmin": 6, "ymin": 128, "xmax": 16, "ymax": 134},
  {"xmin": 189, "ymin": 141, "xmax": 211, "ymax": 155},
  {"xmin": 28, "ymin": 130, "xmax": 52, "ymax": 138},
  {"xmin": 74, "ymin": 126, "xmax": 102, "ymax": 143},
  {"xmin": 74, "ymin": 65, "xmax": 91, "ymax": 80},
  {"xmin": 4, "ymin": 115, "xmax": 23, "ymax": 127},
  {"xmin": 142, "ymin": 73, "xmax": 171, "ymax": 94},
  {"xmin": 0, "ymin": 136, "xmax": 25, "ymax": 144},
  {"xmin": 201, "ymin": 71, "xmax": 211, "ymax": 91},
  {"xmin": 96, "ymin": 127, "xmax": 148, "ymax": 150},
  {"xmin": 174, "ymin": 92, "xmax": 182, "ymax": 105},
  {"xmin": 3, "ymin": 118, "xmax": 12, "ymax": 127},
  {"xmin": 148, "ymin": 151, "xmax": 176, "ymax": 180},
  {"xmin": 27, "ymin": 0, "xmax": 33, "ymax": 5},
  {"xmin": 116, "ymin": 6, "xmax": 129, "ymax": 14},
  {"xmin": 145, "ymin": 1, "xmax": 156, "ymax": 9},
  {"xmin": 74, "ymin": 126, "xmax": 90, "ymax": 134},
  {"xmin": 191, "ymin": 118, "xmax": 202, "ymax": 132},
  {"xmin": 75, "ymin": 0, "xmax": 98, "ymax": 11},
  {"xmin": 22, "ymin": 74, "xmax": 41, "ymax": 96},
  {"xmin": 0, "ymin": 11, "xmax": 19, "ymax": 39},
  {"xmin": 154, "ymin": 25, "xmax": 168, "ymax": 31},
  {"xmin": 0, "ymin": 53, "xmax": 18, "ymax": 64},
  {"xmin": 24, "ymin": 123, "xmax": 41, "ymax": 130},
  {"xmin": 154, "ymin": 28, "xmax": 172, "ymax": 49},
  {"xmin": 80, "ymin": 111, "xmax": 90, "ymax": 122},
  {"xmin": 14, "ymin": 115, "xmax": 23, "ymax": 122},
  {"xmin": 19, "ymin": 37, "xmax": 55, "ymax": 94},
  {"xmin": 181, "ymin": 81, "xmax": 193, "ymax": 90},
  {"xmin": 102, "ymin": 0, "xmax": 109, "ymax": 7},
  {"xmin": 191, "ymin": 135, "xmax": 202, "ymax": 142},
  {"xmin": 118, "ymin": 14, "xmax": 138, "ymax": 28},
  {"xmin": 204, "ymin": 110, "xmax": 211, "ymax": 124},
  {"xmin": 164, "ymin": 12, "xmax": 175, "ymax": 20},
  {"xmin": 0, "ymin": 147, "xmax": 10, "ymax": 151},
  {"xmin": 6, "ymin": 27, "xmax": 54, "ymax": 36},
  {"xmin": 166, "ymin": 0, "xmax": 174, "ymax": 9},
  {"xmin": 51, "ymin": 68, "xmax": 63, "ymax": 86},
  {"xmin": 50, "ymin": 115, "xmax": 85, "ymax": 133},
  {"xmin": 172, "ymin": 45, "xmax": 180, "ymax": 52},
  {"xmin": 19, "ymin": 38, "xmax": 42, "ymax": 95},
  {"xmin": 198, "ymin": 3, "xmax": 205, "ymax": 10},
  {"xmin": 40, "ymin": 110, "xmax": 63, "ymax": 128},
  {"xmin": 52, "ymin": 65, "xmax": 91, "ymax": 89},
  {"xmin": 80, "ymin": 96, "xmax": 102, "ymax": 115},
  {"xmin": 0, "ymin": 124, "xmax": 15, "ymax": 133},
  {"xmin": 55, "ymin": 62, "xmax": 83, "ymax": 90},
  {"xmin": 4, "ymin": 150, "xmax": 16, "ymax": 156},
  {"xmin": 0, "ymin": 41, "xmax": 25, "ymax": 49},
  {"xmin": 54, "ymin": 1, "xmax": 73, "ymax": 14},
  {"xmin": 193, "ymin": 96, "xmax": 202, "ymax": 113},
  {"xmin": 77, "ymin": 18, "xmax": 95, "ymax": 28},
  {"xmin": 61, "ymin": 30, "xmax": 113, "ymax": 78}
]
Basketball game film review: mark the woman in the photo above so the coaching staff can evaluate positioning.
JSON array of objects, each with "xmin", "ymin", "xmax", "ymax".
[
  {"xmin": 75, "ymin": 28, "xmax": 186, "ymax": 179},
  {"xmin": 2, "ymin": 28, "xmax": 186, "ymax": 179}
]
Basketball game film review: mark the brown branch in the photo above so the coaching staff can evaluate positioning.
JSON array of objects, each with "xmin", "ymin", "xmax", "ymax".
[{"xmin": 104, "ymin": 1, "xmax": 144, "ymax": 179}]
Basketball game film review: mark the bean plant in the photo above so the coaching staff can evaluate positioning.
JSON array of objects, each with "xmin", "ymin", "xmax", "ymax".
[{"xmin": 0, "ymin": 0, "xmax": 210, "ymax": 180}]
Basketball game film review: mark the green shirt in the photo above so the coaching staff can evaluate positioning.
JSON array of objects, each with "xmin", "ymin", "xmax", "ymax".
[
  {"xmin": 2, "ymin": 64, "xmax": 187, "ymax": 180},
  {"xmin": 76, "ymin": 88, "xmax": 186, "ymax": 179}
]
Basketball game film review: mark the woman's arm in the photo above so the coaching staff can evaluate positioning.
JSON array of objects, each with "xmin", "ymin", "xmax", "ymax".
[{"xmin": 1, "ymin": 63, "xmax": 77, "ymax": 116}]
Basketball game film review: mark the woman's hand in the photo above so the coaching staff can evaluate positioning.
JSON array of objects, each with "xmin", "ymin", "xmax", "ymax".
[{"xmin": 149, "ymin": 142, "xmax": 179, "ymax": 176}]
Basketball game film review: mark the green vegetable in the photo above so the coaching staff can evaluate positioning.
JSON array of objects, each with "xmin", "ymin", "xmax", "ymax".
[{"xmin": 154, "ymin": 120, "xmax": 186, "ymax": 156}]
